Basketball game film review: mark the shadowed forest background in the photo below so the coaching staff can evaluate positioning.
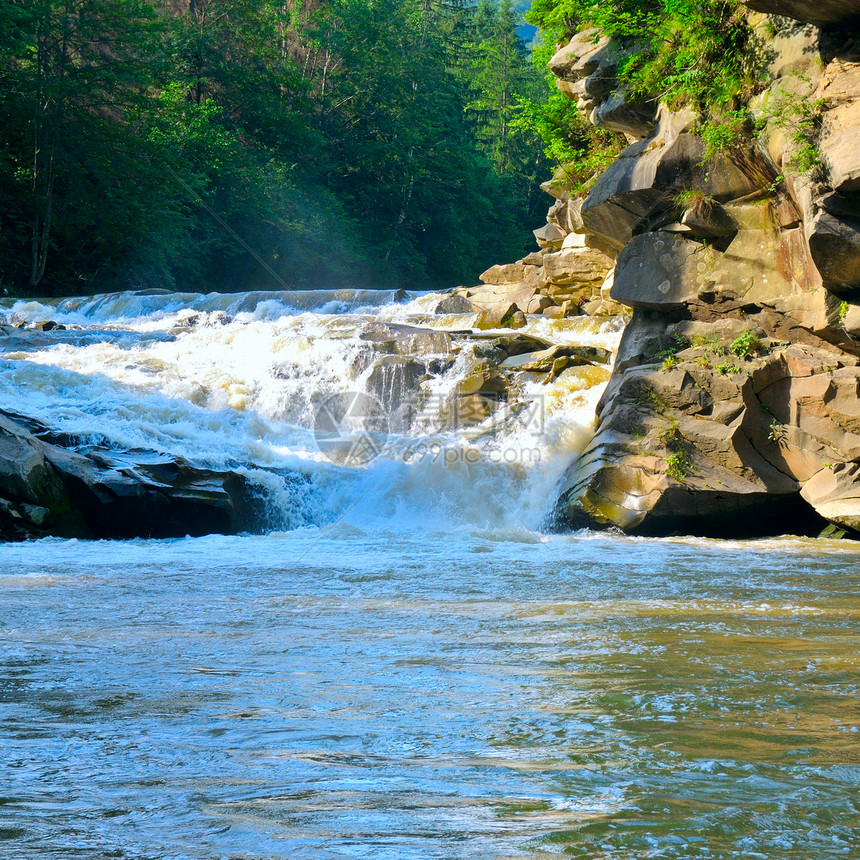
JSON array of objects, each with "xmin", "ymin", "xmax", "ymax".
[{"xmin": 0, "ymin": 0, "xmax": 551, "ymax": 296}]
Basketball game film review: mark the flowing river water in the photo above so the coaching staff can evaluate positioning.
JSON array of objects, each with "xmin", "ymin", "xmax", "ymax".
[{"xmin": 0, "ymin": 290, "xmax": 858, "ymax": 858}]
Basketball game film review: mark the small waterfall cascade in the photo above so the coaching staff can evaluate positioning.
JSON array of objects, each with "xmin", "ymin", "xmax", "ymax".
[{"xmin": 0, "ymin": 288, "xmax": 624, "ymax": 533}]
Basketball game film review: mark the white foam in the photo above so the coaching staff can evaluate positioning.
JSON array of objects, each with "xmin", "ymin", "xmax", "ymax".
[{"xmin": 0, "ymin": 288, "xmax": 623, "ymax": 531}]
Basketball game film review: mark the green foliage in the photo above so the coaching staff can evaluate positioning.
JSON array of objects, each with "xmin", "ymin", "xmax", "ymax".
[
  {"xmin": 715, "ymin": 363, "xmax": 743, "ymax": 375},
  {"xmin": 659, "ymin": 424, "xmax": 694, "ymax": 481},
  {"xmin": 511, "ymin": 90, "xmax": 624, "ymax": 192},
  {"xmin": 700, "ymin": 108, "xmax": 753, "ymax": 157},
  {"xmin": 655, "ymin": 332, "xmax": 689, "ymax": 369},
  {"xmin": 839, "ymin": 301, "xmax": 849, "ymax": 326},
  {"xmin": 675, "ymin": 190, "xmax": 709, "ymax": 209},
  {"xmin": 655, "ymin": 332, "xmax": 691, "ymax": 358},
  {"xmin": 757, "ymin": 75, "xmax": 826, "ymax": 178},
  {"xmin": 633, "ymin": 381, "xmax": 661, "ymax": 409},
  {"xmin": 0, "ymin": 0, "xmax": 549, "ymax": 295},
  {"xmin": 665, "ymin": 450, "xmax": 692, "ymax": 480},
  {"xmin": 730, "ymin": 330, "xmax": 763, "ymax": 358},
  {"xmin": 524, "ymin": 0, "xmax": 770, "ymax": 167},
  {"xmin": 691, "ymin": 333, "xmax": 726, "ymax": 355}
]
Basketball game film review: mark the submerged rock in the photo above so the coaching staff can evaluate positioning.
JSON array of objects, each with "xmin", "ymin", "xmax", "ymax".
[{"xmin": 434, "ymin": 294, "xmax": 475, "ymax": 314}]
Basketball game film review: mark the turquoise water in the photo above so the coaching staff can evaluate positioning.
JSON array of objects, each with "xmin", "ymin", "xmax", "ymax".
[{"xmin": 2, "ymin": 529, "xmax": 858, "ymax": 858}]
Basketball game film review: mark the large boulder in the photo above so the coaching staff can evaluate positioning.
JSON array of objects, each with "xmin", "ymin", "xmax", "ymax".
[
  {"xmin": 0, "ymin": 414, "xmax": 87, "ymax": 539},
  {"xmin": 542, "ymin": 245, "xmax": 613, "ymax": 287},
  {"xmin": 806, "ymin": 209, "xmax": 860, "ymax": 290},
  {"xmin": 610, "ymin": 233, "xmax": 705, "ymax": 310},
  {"xmin": 0, "ymin": 411, "xmax": 269, "ymax": 540},
  {"xmin": 359, "ymin": 321, "xmax": 453, "ymax": 356},
  {"xmin": 479, "ymin": 261, "xmax": 543, "ymax": 287},
  {"xmin": 580, "ymin": 128, "xmax": 766, "ymax": 250}
]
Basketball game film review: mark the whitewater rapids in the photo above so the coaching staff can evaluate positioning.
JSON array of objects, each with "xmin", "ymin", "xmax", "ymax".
[{"xmin": 0, "ymin": 288, "xmax": 624, "ymax": 533}]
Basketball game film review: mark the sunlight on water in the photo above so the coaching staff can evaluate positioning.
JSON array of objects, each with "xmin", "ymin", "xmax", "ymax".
[{"xmin": 0, "ymin": 532, "xmax": 858, "ymax": 859}]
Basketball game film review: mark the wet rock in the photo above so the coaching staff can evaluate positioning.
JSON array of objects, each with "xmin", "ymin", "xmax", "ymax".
[
  {"xmin": 435, "ymin": 295, "xmax": 475, "ymax": 314},
  {"xmin": 366, "ymin": 355, "xmax": 429, "ymax": 412},
  {"xmin": 0, "ymin": 410, "xmax": 280, "ymax": 540},
  {"xmin": 475, "ymin": 302, "xmax": 519, "ymax": 330},
  {"xmin": 360, "ymin": 322, "xmax": 452, "ymax": 355},
  {"xmin": 0, "ymin": 414, "xmax": 81, "ymax": 539},
  {"xmin": 501, "ymin": 344, "xmax": 612, "ymax": 372},
  {"xmin": 542, "ymin": 305, "xmax": 567, "ymax": 319},
  {"xmin": 476, "ymin": 332, "xmax": 553, "ymax": 357},
  {"xmin": 458, "ymin": 367, "xmax": 507, "ymax": 397},
  {"xmin": 801, "ymin": 464, "xmax": 860, "ymax": 532}
]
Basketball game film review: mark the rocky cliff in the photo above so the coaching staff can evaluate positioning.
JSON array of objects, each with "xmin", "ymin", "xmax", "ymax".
[{"xmin": 462, "ymin": 2, "xmax": 860, "ymax": 537}]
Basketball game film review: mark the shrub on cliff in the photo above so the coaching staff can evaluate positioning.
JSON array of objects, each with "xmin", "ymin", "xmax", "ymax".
[{"xmin": 523, "ymin": 0, "xmax": 770, "ymax": 168}]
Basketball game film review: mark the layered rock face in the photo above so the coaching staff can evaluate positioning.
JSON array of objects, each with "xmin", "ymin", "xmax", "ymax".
[
  {"xmin": 0, "ymin": 410, "xmax": 272, "ymax": 540},
  {"xmin": 540, "ymin": 4, "xmax": 860, "ymax": 535}
]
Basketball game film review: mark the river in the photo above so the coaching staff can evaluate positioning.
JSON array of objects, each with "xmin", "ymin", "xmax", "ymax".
[{"xmin": 0, "ymin": 290, "xmax": 857, "ymax": 857}]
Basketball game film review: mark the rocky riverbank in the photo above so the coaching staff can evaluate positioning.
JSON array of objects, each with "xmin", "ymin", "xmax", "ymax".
[
  {"xmin": 446, "ymin": 1, "xmax": 860, "ymax": 536},
  {"xmin": 506, "ymin": 0, "xmax": 860, "ymax": 536}
]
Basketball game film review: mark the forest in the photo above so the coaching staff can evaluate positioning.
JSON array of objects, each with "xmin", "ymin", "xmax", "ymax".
[{"xmin": 0, "ymin": 0, "xmax": 550, "ymax": 296}]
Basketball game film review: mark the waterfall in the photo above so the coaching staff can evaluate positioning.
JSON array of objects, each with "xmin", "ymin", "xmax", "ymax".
[{"xmin": 0, "ymin": 289, "xmax": 623, "ymax": 533}]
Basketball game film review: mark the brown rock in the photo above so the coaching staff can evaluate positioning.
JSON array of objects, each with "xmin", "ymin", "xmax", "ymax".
[
  {"xmin": 435, "ymin": 295, "xmax": 475, "ymax": 314},
  {"xmin": 542, "ymin": 246, "xmax": 613, "ymax": 287},
  {"xmin": 533, "ymin": 223, "xmax": 566, "ymax": 250},
  {"xmin": 806, "ymin": 209, "xmax": 860, "ymax": 290},
  {"xmin": 801, "ymin": 464, "xmax": 860, "ymax": 532},
  {"xmin": 479, "ymin": 262, "xmax": 542, "ymax": 286},
  {"xmin": 610, "ymin": 233, "xmax": 704, "ymax": 310}
]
